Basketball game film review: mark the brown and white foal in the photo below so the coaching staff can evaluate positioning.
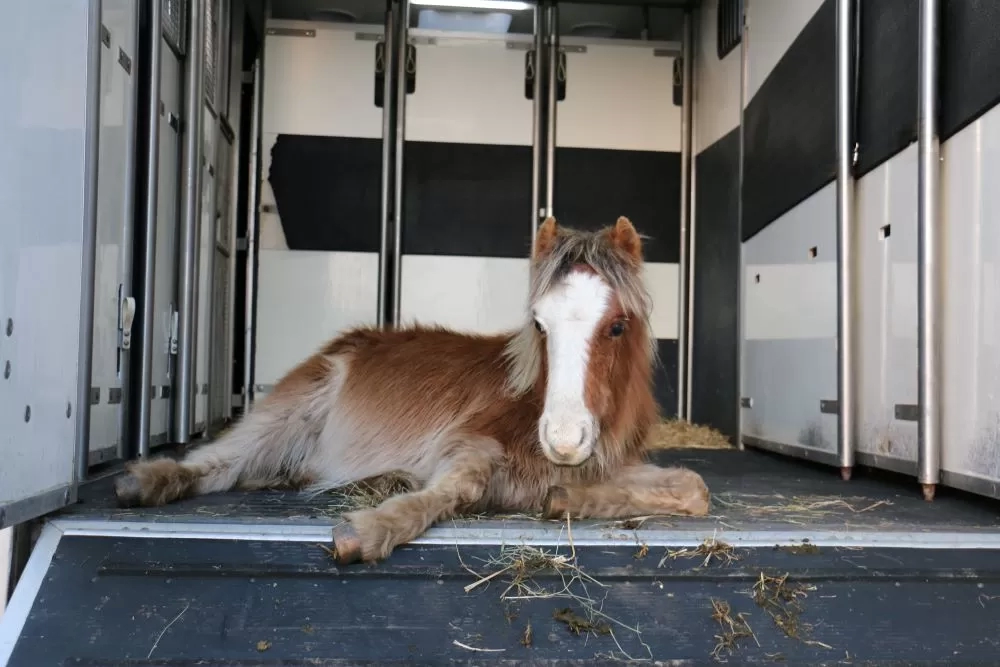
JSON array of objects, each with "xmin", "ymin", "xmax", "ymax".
[{"xmin": 115, "ymin": 216, "xmax": 711, "ymax": 563}]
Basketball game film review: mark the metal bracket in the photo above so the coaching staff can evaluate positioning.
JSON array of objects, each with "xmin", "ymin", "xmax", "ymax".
[
  {"xmin": 236, "ymin": 237, "xmax": 248, "ymax": 252},
  {"xmin": 267, "ymin": 27, "xmax": 315, "ymax": 38},
  {"xmin": 108, "ymin": 387, "xmax": 123, "ymax": 405},
  {"xmin": 820, "ymin": 399, "xmax": 840, "ymax": 415},
  {"xmin": 740, "ymin": 397, "xmax": 753, "ymax": 409},
  {"xmin": 101, "ymin": 24, "xmax": 111, "ymax": 48},
  {"xmin": 118, "ymin": 48, "xmax": 132, "ymax": 75},
  {"xmin": 894, "ymin": 404, "xmax": 919, "ymax": 422},
  {"xmin": 90, "ymin": 387, "xmax": 100, "ymax": 405},
  {"xmin": 355, "ymin": 32, "xmax": 381, "ymax": 42}
]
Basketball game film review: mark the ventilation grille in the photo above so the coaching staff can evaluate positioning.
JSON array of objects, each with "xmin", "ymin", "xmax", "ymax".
[
  {"xmin": 204, "ymin": 0, "xmax": 219, "ymax": 106},
  {"xmin": 162, "ymin": 0, "xmax": 187, "ymax": 55}
]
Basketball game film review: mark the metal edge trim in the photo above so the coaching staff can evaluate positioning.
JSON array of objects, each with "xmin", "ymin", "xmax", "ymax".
[
  {"xmin": 41, "ymin": 517, "xmax": 1000, "ymax": 551},
  {"xmin": 48, "ymin": 519, "xmax": 333, "ymax": 542},
  {"xmin": 742, "ymin": 434, "xmax": 841, "ymax": 468},
  {"xmin": 0, "ymin": 524, "xmax": 64, "ymax": 665},
  {"xmin": 0, "ymin": 486, "xmax": 73, "ymax": 532},
  {"xmin": 940, "ymin": 469, "xmax": 1000, "ymax": 503},
  {"xmin": 853, "ymin": 450, "xmax": 919, "ymax": 477}
]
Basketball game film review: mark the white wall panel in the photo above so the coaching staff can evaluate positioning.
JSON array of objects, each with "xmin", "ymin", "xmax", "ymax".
[
  {"xmin": 254, "ymin": 251, "xmax": 379, "ymax": 387},
  {"xmin": 150, "ymin": 44, "xmax": 183, "ymax": 443},
  {"xmin": 400, "ymin": 256, "xmax": 529, "ymax": 334},
  {"xmin": 557, "ymin": 45, "xmax": 679, "ymax": 152},
  {"xmin": 741, "ymin": 182, "xmax": 838, "ymax": 454},
  {"xmin": 262, "ymin": 21, "xmax": 383, "ymax": 139},
  {"xmin": 941, "ymin": 105, "xmax": 1000, "ymax": 494},
  {"xmin": 856, "ymin": 145, "xmax": 919, "ymax": 469},
  {"xmin": 644, "ymin": 262, "xmax": 680, "ymax": 341},
  {"xmin": 406, "ymin": 35, "xmax": 532, "ymax": 146},
  {"xmin": 695, "ymin": 0, "xmax": 742, "ymax": 153},
  {"xmin": 0, "ymin": 0, "xmax": 92, "ymax": 519},
  {"xmin": 745, "ymin": 0, "xmax": 824, "ymax": 105},
  {"xmin": 0, "ymin": 527, "xmax": 10, "ymax": 616}
]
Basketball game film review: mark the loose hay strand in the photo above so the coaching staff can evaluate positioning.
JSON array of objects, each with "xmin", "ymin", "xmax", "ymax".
[
  {"xmin": 709, "ymin": 598, "xmax": 758, "ymax": 660},
  {"xmin": 460, "ymin": 516, "xmax": 652, "ymax": 661},
  {"xmin": 659, "ymin": 535, "xmax": 740, "ymax": 568}
]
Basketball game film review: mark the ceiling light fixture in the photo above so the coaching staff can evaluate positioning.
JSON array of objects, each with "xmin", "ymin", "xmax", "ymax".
[{"xmin": 410, "ymin": 0, "xmax": 533, "ymax": 11}]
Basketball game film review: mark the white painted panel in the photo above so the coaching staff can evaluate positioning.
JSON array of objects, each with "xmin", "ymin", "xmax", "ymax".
[
  {"xmin": 400, "ymin": 256, "xmax": 529, "ymax": 334},
  {"xmin": 557, "ymin": 45, "xmax": 679, "ymax": 152},
  {"xmin": 743, "ymin": 183, "xmax": 838, "ymax": 340},
  {"xmin": 695, "ymin": 0, "xmax": 742, "ymax": 153},
  {"xmin": 0, "ymin": 0, "xmax": 92, "ymax": 511},
  {"xmin": 745, "ymin": 0, "xmax": 824, "ymax": 105},
  {"xmin": 941, "ymin": 105, "xmax": 1000, "ymax": 490},
  {"xmin": 406, "ymin": 37, "xmax": 532, "ymax": 146},
  {"xmin": 258, "ymin": 132, "xmax": 289, "ymax": 250},
  {"xmin": 855, "ymin": 145, "xmax": 919, "ymax": 465},
  {"xmin": 644, "ymin": 262, "xmax": 680, "ymax": 340},
  {"xmin": 262, "ymin": 21, "xmax": 383, "ymax": 139},
  {"xmin": 90, "ymin": 0, "xmax": 137, "ymax": 457},
  {"xmin": 741, "ymin": 183, "xmax": 838, "ymax": 453},
  {"xmin": 254, "ymin": 251, "xmax": 379, "ymax": 386},
  {"xmin": 150, "ymin": 43, "xmax": 183, "ymax": 442}
]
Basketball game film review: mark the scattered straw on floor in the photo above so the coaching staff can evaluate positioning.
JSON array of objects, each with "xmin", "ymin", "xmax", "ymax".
[
  {"xmin": 325, "ymin": 472, "xmax": 417, "ymax": 513},
  {"xmin": 709, "ymin": 598, "xmax": 758, "ymax": 660},
  {"xmin": 459, "ymin": 517, "xmax": 652, "ymax": 661},
  {"xmin": 751, "ymin": 572, "xmax": 831, "ymax": 650},
  {"xmin": 646, "ymin": 419, "xmax": 733, "ymax": 450},
  {"xmin": 659, "ymin": 536, "xmax": 741, "ymax": 568},
  {"xmin": 714, "ymin": 494, "xmax": 892, "ymax": 525}
]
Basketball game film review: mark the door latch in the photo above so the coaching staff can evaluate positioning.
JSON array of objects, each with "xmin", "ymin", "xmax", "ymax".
[
  {"xmin": 169, "ymin": 308, "xmax": 179, "ymax": 355},
  {"xmin": 119, "ymin": 294, "xmax": 136, "ymax": 350}
]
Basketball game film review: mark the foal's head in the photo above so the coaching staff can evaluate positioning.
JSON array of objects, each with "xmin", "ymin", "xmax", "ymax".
[{"xmin": 505, "ymin": 216, "xmax": 656, "ymax": 467}]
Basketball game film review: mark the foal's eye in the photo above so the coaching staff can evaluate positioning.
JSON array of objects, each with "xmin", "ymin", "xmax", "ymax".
[
  {"xmin": 609, "ymin": 320, "xmax": 626, "ymax": 337},
  {"xmin": 534, "ymin": 319, "xmax": 545, "ymax": 334}
]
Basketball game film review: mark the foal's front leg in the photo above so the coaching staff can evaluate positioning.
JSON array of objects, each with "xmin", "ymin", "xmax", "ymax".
[
  {"xmin": 332, "ymin": 437, "xmax": 501, "ymax": 564},
  {"xmin": 541, "ymin": 463, "xmax": 711, "ymax": 519}
]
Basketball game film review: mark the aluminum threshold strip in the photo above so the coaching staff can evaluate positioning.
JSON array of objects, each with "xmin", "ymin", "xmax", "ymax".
[{"xmin": 46, "ymin": 517, "xmax": 1000, "ymax": 550}]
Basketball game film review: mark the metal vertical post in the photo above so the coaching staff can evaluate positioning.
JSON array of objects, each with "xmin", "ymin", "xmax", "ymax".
[
  {"xmin": 136, "ymin": 0, "xmax": 163, "ymax": 459},
  {"xmin": 544, "ymin": 3, "xmax": 557, "ymax": 218},
  {"xmin": 116, "ymin": 1, "xmax": 143, "ymax": 460},
  {"xmin": 530, "ymin": 1, "xmax": 544, "ymax": 245},
  {"xmin": 391, "ymin": 0, "xmax": 410, "ymax": 326},
  {"xmin": 835, "ymin": 0, "xmax": 857, "ymax": 481},
  {"xmin": 677, "ymin": 10, "xmax": 693, "ymax": 421},
  {"xmin": 917, "ymin": 0, "xmax": 941, "ymax": 501},
  {"xmin": 736, "ymin": 0, "xmax": 749, "ymax": 450},
  {"xmin": 242, "ymin": 57, "xmax": 262, "ymax": 410},
  {"xmin": 174, "ymin": 0, "xmax": 206, "ymax": 442},
  {"xmin": 75, "ymin": 0, "xmax": 104, "ymax": 483},
  {"xmin": 378, "ymin": 3, "xmax": 396, "ymax": 327}
]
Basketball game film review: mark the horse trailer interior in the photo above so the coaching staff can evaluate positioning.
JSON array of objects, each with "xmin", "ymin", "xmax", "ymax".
[{"xmin": 2, "ymin": 0, "xmax": 1000, "ymax": 662}]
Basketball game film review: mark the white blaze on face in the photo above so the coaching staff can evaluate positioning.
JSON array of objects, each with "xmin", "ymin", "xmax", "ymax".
[{"xmin": 533, "ymin": 270, "xmax": 612, "ymax": 466}]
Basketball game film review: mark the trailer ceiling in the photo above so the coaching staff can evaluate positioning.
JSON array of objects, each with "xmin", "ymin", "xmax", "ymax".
[{"xmin": 271, "ymin": 0, "xmax": 698, "ymax": 41}]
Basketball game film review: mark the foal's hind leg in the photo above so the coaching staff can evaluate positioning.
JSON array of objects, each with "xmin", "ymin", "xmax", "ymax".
[
  {"xmin": 541, "ymin": 464, "xmax": 710, "ymax": 519},
  {"xmin": 332, "ymin": 437, "xmax": 502, "ymax": 564}
]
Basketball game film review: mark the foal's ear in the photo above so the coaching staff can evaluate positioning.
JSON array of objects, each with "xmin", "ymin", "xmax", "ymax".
[
  {"xmin": 534, "ymin": 216, "xmax": 559, "ymax": 260},
  {"xmin": 608, "ymin": 216, "xmax": 642, "ymax": 262}
]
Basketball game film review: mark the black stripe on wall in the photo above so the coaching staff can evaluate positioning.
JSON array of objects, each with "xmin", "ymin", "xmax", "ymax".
[
  {"xmin": 691, "ymin": 128, "xmax": 740, "ymax": 443},
  {"xmin": 554, "ymin": 147, "xmax": 681, "ymax": 264},
  {"xmin": 267, "ymin": 135, "xmax": 681, "ymax": 262},
  {"xmin": 742, "ymin": 0, "xmax": 836, "ymax": 242},
  {"xmin": 654, "ymin": 338, "xmax": 678, "ymax": 420},
  {"xmin": 940, "ymin": 0, "xmax": 1000, "ymax": 142},
  {"xmin": 855, "ymin": 0, "xmax": 918, "ymax": 179},
  {"xmin": 268, "ymin": 134, "xmax": 383, "ymax": 253}
]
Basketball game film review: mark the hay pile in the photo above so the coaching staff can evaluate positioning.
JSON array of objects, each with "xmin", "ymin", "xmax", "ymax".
[{"xmin": 646, "ymin": 418, "xmax": 733, "ymax": 450}]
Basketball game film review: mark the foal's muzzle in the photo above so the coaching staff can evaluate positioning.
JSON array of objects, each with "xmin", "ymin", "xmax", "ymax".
[{"xmin": 539, "ymin": 413, "xmax": 596, "ymax": 466}]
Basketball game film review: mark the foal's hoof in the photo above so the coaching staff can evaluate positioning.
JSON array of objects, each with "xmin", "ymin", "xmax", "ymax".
[
  {"xmin": 331, "ymin": 523, "xmax": 364, "ymax": 565},
  {"xmin": 541, "ymin": 486, "xmax": 570, "ymax": 520}
]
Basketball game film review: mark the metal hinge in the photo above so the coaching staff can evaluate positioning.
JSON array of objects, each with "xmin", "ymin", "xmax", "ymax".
[{"xmin": 740, "ymin": 397, "xmax": 753, "ymax": 409}]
